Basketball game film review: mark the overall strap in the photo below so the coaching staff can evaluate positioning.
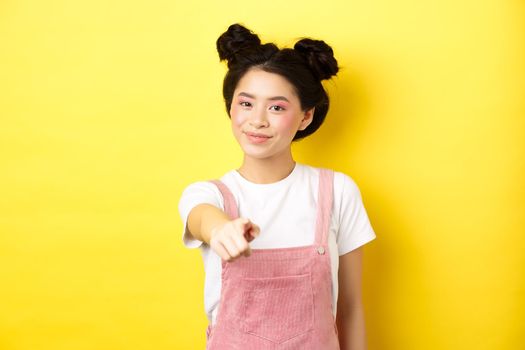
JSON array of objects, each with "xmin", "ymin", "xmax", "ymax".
[
  {"xmin": 314, "ymin": 168, "xmax": 334, "ymax": 247},
  {"xmin": 209, "ymin": 180, "xmax": 239, "ymax": 220}
]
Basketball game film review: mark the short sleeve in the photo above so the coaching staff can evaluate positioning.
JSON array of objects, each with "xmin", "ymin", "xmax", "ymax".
[
  {"xmin": 178, "ymin": 181, "xmax": 224, "ymax": 249},
  {"xmin": 336, "ymin": 173, "xmax": 377, "ymax": 256}
]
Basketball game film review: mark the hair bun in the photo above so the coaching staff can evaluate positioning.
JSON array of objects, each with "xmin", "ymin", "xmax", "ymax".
[
  {"xmin": 216, "ymin": 23, "xmax": 261, "ymax": 67},
  {"xmin": 293, "ymin": 38, "xmax": 339, "ymax": 80}
]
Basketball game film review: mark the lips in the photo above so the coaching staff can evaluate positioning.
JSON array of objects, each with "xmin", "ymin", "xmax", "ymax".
[
  {"xmin": 245, "ymin": 131, "xmax": 272, "ymax": 138},
  {"xmin": 244, "ymin": 131, "xmax": 272, "ymax": 144}
]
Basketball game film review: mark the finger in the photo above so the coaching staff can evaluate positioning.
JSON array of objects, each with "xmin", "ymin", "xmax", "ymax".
[
  {"xmin": 212, "ymin": 240, "xmax": 232, "ymax": 261},
  {"xmin": 223, "ymin": 235, "xmax": 242, "ymax": 261},
  {"xmin": 238, "ymin": 217, "xmax": 250, "ymax": 226},
  {"xmin": 231, "ymin": 231, "xmax": 250, "ymax": 257},
  {"xmin": 251, "ymin": 224, "xmax": 260, "ymax": 237},
  {"xmin": 238, "ymin": 218, "xmax": 252, "ymax": 233},
  {"xmin": 237, "ymin": 219, "xmax": 253, "ymax": 240},
  {"xmin": 238, "ymin": 217, "xmax": 253, "ymax": 231},
  {"xmin": 242, "ymin": 244, "xmax": 252, "ymax": 257},
  {"xmin": 245, "ymin": 224, "xmax": 260, "ymax": 242}
]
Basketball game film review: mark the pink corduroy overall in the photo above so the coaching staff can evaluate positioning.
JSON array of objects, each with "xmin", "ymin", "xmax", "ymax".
[{"xmin": 205, "ymin": 168, "xmax": 340, "ymax": 349}]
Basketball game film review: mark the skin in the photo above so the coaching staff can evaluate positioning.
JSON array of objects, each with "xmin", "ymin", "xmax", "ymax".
[{"xmin": 186, "ymin": 67, "xmax": 367, "ymax": 349}]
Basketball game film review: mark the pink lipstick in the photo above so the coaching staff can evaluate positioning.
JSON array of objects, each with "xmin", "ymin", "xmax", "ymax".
[{"xmin": 245, "ymin": 131, "xmax": 272, "ymax": 144}]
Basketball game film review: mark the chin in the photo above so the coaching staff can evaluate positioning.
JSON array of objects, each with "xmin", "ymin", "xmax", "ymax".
[
  {"xmin": 241, "ymin": 150, "xmax": 273, "ymax": 159},
  {"xmin": 237, "ymin": 146, "xmax": 273, "ymax": 159}
]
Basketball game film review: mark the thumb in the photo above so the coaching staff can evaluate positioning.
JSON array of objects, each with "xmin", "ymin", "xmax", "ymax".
[
  {"xmin": 238, "ymin": 217, "xmax": 250, "ymax": 227},
  {"xmin": 237, "ymin": 218, "xmax": 253, "ymax": 239},
  {"xmin": 245, "ymin": 223, "xmax": 260, "ymax": 242}
]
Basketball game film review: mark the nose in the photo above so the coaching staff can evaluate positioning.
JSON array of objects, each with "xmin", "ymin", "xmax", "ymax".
[{"xmin": 249, "ymin": 106, "xmax": 269, "ymax": 128}]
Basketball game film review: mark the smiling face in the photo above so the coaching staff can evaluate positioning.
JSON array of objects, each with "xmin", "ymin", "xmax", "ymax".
[{"xmin": 229, "ymin": 68, "xmax": 314, "ymax": 161}]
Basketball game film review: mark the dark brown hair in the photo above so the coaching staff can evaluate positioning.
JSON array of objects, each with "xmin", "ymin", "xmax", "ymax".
[{"xmin": 216, "ymin": 23, "xmax": 339, "ymax": 141}]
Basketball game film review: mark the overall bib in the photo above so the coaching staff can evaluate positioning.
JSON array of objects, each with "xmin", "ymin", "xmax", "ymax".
[{"xmin": 205, "ymin": 168, "xmax": 340, "ymax": 350}]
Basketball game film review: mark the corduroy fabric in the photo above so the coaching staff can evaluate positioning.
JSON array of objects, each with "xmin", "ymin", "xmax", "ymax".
[{"xmin": 206, "ymin": 169, "xmax": 340, "ymax": 349}]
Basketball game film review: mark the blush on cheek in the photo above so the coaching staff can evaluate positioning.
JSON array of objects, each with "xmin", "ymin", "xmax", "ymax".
[
  {"xmin": 275, "ymin": 114, "xmax": 298, "ymax": 132},
  {"xmin": 229, "ymin": 104, "xmax": 245, "ymax": 126}
]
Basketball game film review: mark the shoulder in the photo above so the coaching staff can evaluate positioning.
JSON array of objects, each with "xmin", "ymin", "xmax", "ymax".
[
  {"xmin": 333, "ymin": 170, "xmax": 361, "ymax": 197},
  {"xmin": 178, "ymin": 181, "xmax": 221, "ymax": 212},
  {"xmin": 179, "ymin": 169, "xmax": 237, "ymax": 209},
  {"xmin": 298, "ymin": 163, "xmax": 361, "ymax": 195},
  {"xmin": 181, "ymin": 180, "xmax": 218, "ymax": 197},
  {"xmin": 181, "ymin": 169, "xmax": 237, "ymax": 194}
]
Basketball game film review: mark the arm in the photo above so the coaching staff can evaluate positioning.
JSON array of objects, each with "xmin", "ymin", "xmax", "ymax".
[
  {"xmin": 187, "ymin": 203, "xmax": 231, "ymax": 244},
  {"xmin": 336, "ymin": 246, "xmax": 367, "ymax": 350},
  {"xmin": 186, "ymin": 203, "xmax": 260, "ymax": 261}
]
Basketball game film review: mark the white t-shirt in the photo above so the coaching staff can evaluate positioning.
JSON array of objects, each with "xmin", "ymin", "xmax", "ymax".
[{"xmin": 178, "ymin": 163, "xmax": 376, "ymax": 326}]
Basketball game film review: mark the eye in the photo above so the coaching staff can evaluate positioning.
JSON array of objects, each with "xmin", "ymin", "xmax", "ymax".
[
  {"xmin": 270, "ymin": 105, "xmax": 285, "ymax": 111},
  {"xmin": 240, "ymin": 101, "xmax": 252, "ymax": 107}
]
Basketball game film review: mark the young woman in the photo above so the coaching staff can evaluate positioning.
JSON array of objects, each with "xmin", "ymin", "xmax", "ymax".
[{"xmin": 178, "ymin": 23, "xmax": 377, "ymax": 349}]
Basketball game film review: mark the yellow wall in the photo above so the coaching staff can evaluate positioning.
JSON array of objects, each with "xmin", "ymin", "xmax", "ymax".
[{"xmin": 1, "ymin": 0, "xmax": 523, "ymax": 349}]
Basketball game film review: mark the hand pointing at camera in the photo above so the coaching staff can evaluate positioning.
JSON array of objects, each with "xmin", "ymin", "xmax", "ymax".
[
  {"xmin": 210, "ymin": 217, "xmax": 260, "ymax": 261},
  {"xmin": 185, "ymin": 203, "xmax": 260, "ymax": 262}
]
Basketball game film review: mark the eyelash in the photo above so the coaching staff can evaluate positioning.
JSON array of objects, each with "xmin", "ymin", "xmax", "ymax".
[{"xmin": 239, "ymin": 101, "xmax": 285, "ymax": 111}]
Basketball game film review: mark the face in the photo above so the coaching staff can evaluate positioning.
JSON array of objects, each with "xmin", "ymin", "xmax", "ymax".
[{"xmin": 229, "ymin": 68, "xmax": 314, "ymax": 161}]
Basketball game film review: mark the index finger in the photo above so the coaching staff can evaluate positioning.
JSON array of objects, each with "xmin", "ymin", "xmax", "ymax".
[{"xmin": 231, "ymin": 228, "xmax": 251, "ymax": 257}]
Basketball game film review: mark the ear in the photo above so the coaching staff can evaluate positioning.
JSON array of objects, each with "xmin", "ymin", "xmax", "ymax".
[{"xmin": 298, "ymin": 107, "xmax": 315, "ymax": 131}]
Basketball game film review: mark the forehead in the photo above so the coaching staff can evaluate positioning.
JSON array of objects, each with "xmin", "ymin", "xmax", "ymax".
[{"xmin": 234, "ymin": 68, "xmax": 298, "ymax": 99}]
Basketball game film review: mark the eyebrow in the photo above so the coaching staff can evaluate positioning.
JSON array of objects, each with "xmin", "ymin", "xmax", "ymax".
[{"xmin": 237, "ymin": 92, "xmax": 290, "ymax": 103}]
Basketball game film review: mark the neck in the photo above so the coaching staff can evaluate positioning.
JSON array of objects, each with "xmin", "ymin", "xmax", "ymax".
[{"xmin": 237, "ymin": 150, "xmax": 296, "ymax": 184}]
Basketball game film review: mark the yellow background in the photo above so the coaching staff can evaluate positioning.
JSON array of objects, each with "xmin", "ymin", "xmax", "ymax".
[{"xmin": 1, "ymin": 0, "xmax": 524, "ymax": 349}]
